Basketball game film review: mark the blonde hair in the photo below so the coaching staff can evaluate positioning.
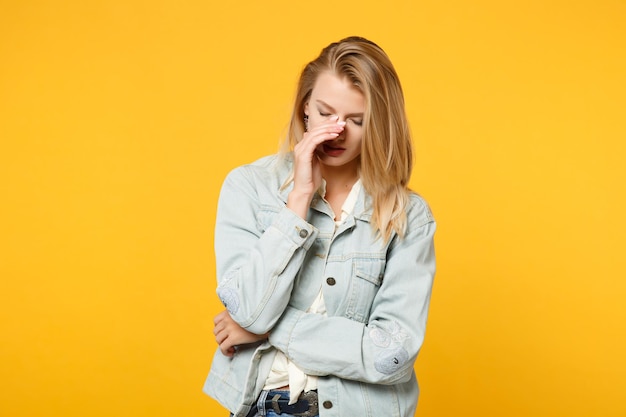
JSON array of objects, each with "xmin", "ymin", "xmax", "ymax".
[{"xmin": 283, "ymin": 36, "xmax": 413, "ymax": 242}]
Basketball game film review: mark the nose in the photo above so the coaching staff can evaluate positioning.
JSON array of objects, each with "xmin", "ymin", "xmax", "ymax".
[{"xmin": 336, "ymin": 119, "xmax": 347, "ymax": 140}]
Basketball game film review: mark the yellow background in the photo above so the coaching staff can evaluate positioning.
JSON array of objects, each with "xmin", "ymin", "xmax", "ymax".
[{"xmin": 1, "ymin": 1, "xmax": 625, "ymax": 416}]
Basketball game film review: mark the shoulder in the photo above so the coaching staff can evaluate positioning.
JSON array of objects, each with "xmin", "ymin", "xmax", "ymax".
[
  {"xmin": 405, "ymin": 192, "xmax": 435, "ymax": 229},
  {"xmin": 223, "ymin": 153, "xmax": 293, "ymax": 188}
]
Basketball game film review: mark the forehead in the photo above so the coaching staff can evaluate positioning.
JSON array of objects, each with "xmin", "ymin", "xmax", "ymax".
[{"xmin": 310, "ymin": 72, "xmax": 365, "ymax": 111}]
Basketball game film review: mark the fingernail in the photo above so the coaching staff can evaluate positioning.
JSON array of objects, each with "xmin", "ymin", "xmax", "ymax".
[{"xmin": 337, "ymin": 121, "xmax": 346, "ymax": 127}]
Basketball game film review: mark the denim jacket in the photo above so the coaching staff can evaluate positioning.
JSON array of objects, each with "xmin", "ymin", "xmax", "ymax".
[{"xmin": 203, "ymin": 154, "xmax": 436, "ymax": 417}]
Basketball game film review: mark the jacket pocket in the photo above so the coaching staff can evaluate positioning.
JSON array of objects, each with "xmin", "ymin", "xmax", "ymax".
[{"xmin": 345, "ymin": 258, "xmax": 385, "ymax": 322}]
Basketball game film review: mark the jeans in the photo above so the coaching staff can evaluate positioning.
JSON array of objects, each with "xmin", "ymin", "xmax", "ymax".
[
  {"xmin": 264, "ymin": 411, "xmax": 317, "ymax": 417},
  {"xmin": 229, "ymin": 389, "xmax": 320, "ymax": 417},
  {"xmin": 230, "ymin": 412, "xmax": 317, "ymax": 417}
]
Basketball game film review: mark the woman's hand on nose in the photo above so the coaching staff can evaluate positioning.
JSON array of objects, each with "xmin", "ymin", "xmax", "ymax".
[{"xmin": 288, "ymin": 117, "xmax": 345, "ymax": 219}]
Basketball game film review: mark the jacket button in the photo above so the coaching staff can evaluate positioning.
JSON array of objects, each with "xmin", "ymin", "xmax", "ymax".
[
  {"xmin": 326, "ymin": 277, "xmax": 336, "ymax": 286},
  {"xmin": 299, "ymin": 229, "xmax": 308, "ymax": 238},
  {"xmin": 323, "ymin": 400, "xmax": 333, "ymax": 409}
]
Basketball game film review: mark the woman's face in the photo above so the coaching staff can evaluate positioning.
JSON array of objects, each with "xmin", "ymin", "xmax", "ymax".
[{"xmin": 304, "ymin": 71, "xmax": 365, "ymax": 173}]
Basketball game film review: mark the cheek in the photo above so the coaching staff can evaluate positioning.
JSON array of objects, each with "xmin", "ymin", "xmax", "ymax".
[
  {"xmin": 308, "ymin": 115, "xmax": 326, "ymax": 130},
  {"xmin": 347, "ymin": 127, "xmax": 363, "ymax": 143},
  {"xmin": 348, "ymin": 137, "xmax": 363, "ymax": 157},
  {"xmin": 309, "ymin": 112, "xmax": 331, "ymax": 126}
]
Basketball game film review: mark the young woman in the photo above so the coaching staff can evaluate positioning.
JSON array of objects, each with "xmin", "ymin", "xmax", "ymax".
[{"xmin": 204, "ymin": 36, "xmax": 436, "ymax": 417}]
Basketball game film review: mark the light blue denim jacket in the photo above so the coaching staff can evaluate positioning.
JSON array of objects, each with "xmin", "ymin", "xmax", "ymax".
[{"xmin": 203, "ymin": 153, "xmax": 436, "ymax": 417}]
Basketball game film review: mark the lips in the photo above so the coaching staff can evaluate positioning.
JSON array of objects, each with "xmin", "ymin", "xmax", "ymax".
[{"xmin": 322, "ymin": 143, "xmax": 346, "ymax": 156}]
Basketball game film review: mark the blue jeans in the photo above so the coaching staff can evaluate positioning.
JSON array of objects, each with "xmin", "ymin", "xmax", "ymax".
[
  {"xmin": 230, "ymin": 389, "xmax": 320, "ymax": 417},
  {"xmin": 230, "ymin": 412, "xmax": 316, "ymax": 417},
  {"xmin": 264, "ymin": 411, "xmax": 316, "ymax": 417}
]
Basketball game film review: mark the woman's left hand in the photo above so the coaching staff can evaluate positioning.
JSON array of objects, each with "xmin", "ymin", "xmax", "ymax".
[{"xmin": 213, "ymin": 310, "xmax": 269, "ymax": 357}]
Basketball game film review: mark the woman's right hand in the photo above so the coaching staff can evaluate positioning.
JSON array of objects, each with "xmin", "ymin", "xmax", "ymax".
[{"xmin": 287, "ymin": 116, "xmax": 346, "ymax": 218}]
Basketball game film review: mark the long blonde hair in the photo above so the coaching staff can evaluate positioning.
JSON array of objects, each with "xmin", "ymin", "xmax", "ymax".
[{"xmin": 284, "ymin": 36, "xmax": 413, "ymax": 242}]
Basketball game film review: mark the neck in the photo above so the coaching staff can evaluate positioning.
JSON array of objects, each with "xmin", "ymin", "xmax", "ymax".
[{"xmin": 320, "ymin": 163, "xmax": 359, "ymax": 193}]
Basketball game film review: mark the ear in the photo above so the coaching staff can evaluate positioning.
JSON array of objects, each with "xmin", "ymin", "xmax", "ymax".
[{"xmin": 303, "ymin": 102, "xmax": 309, "ymax": 116}]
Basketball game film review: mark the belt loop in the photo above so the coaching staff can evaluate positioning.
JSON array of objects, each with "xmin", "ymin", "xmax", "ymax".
[{"xmin": 257, "ymin": 390, "xmax": 270, "ymax": 416}]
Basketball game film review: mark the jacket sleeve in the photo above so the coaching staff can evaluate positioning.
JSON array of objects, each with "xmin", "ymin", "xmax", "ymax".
[
  {"xmin": 268, "ymin": 202, "xmax": 436, "ymax": 384},
  {"xmin": 214, "ymin": 166, "xmax": 318, "ymax": 334}
]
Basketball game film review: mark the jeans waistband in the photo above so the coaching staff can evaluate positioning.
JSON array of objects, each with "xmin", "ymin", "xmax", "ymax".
[{"xmin": 246, "ymin": 389, "xmax": 318, "ymax": 417}]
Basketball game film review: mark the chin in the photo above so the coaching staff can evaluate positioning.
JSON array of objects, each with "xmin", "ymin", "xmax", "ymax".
[{"xmin": 319, "ymin": 155, "xmax": 360, "ymax": 169}]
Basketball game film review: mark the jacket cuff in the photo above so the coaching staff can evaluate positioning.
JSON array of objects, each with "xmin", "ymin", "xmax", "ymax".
[{"xmin": 272, "ymin": 207, "xmax": 318, "ymax": 251}]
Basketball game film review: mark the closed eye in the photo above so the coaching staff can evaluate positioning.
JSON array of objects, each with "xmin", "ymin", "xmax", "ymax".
[{"xmin": 319, "ymin": 111, "xmax": 331, "ymax": 117}]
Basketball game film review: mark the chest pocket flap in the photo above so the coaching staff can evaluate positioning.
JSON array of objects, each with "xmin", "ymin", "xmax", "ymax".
[{"xmin": 346, "ymin": 257, "xmax": 386, "ymax": 322}]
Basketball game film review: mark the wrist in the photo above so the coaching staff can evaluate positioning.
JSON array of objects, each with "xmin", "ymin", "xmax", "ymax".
[{"xmin": 287, "ymin": 190, "xmax": 313, "ymax": 219}]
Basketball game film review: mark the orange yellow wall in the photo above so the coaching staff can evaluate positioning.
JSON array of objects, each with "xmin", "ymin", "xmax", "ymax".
[{"xmin": 1, "ymin": 1, "xmax": 625, "ymax": 416}]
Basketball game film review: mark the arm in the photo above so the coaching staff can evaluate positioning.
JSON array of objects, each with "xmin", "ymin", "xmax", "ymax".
[
  {"xmin": 215, "ymin": 119, "xmax": 347, "ymax": 335},
  {"xmin": 268, "ymin": 203, "xmax": 436, "ymax": 384},
  {"xmin": 214, "ymin": 167, "xmax": 317, "ymax": 335}
]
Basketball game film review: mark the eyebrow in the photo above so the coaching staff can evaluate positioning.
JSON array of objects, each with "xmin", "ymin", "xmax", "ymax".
[{"xmin": 315, "ymin": 100, "xmax": 364, "ymax": 118}]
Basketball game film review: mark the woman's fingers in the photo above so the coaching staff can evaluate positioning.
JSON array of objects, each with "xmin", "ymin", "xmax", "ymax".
[
  {"xmin": 213, "ymin": 310, "xmax": 228, "ymax": 336},
  {"xmin": 218, "ymin": 333, "xmax": 235, "ymax": 356},
  {"xmin": 213, "ymin": 320, "xmax": 223, "ymax": 336},
  {"xmin": 298, "ymin": 122, "xmax": 345, "ymax": 151},
  {"xmin": 290, "ymin": 119, "xmax": 346, "ymax": 199},
  {"xmin": 213, "ymin": 309, "xmax": 268, "ymax": 356},
  {"xmin": 215, "ymin": 328, "xmax": 227, "ymax": 345},
  {"xmin": 213, "ymin": 309, "xmax": 228, "ymax": 325},
  {"xmin": 297, "ymin": 117, "xmax": 345, "ymax": 152}
]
